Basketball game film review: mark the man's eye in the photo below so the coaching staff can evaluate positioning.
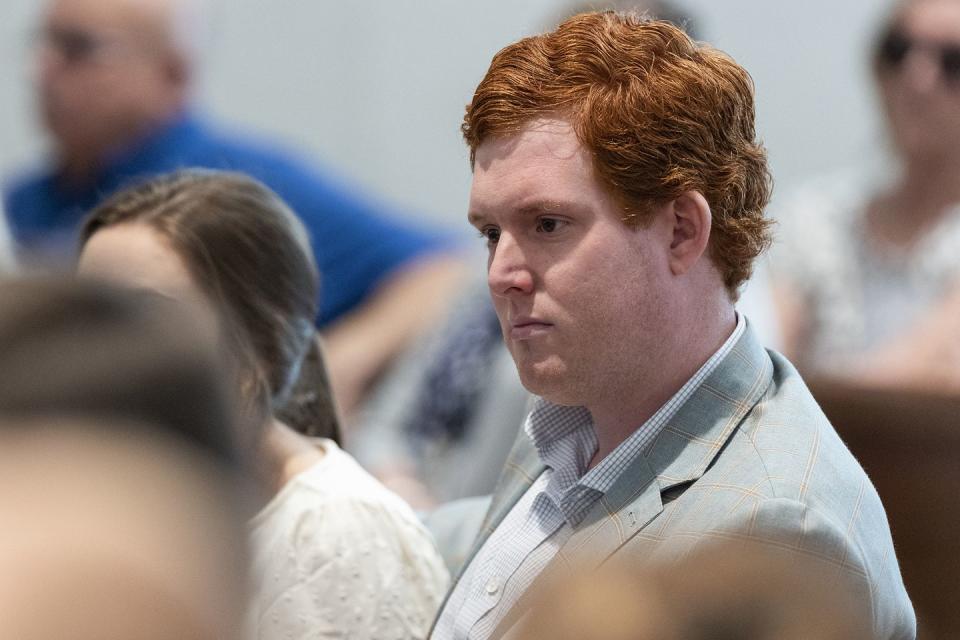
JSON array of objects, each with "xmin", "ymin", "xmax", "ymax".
[
  {"xmin": 42, "ymin": 29, "xmax": 102, "ymax": 63},
  {"xmin": 536, "ymin": 218, "xmax": 565, "ymax": 233},
  {"xmin": 480, "ymin": 228, "xmax": 501, "ymax": 244}
]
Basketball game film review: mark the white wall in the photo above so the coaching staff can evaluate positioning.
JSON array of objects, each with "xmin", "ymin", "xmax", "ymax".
[{"xmin": 1, "ymin": 0, "xmax": 892, "ymax": 231}]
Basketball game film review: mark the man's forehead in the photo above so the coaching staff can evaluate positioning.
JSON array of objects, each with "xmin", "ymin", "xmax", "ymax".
[
  {"xmin": 467, "ymin": 119, "xmax": 621, "ymax": 229},
  {"xmin": 473, "ymin": 117, "xmax": 583, "ymax": 170},
  {"xmin": 899, "ymin": 0, "xmax": 960, "ymax": 40},
  {"xmin": 470, "ymin": 117, "xmax": 597, "ymax": 204}
]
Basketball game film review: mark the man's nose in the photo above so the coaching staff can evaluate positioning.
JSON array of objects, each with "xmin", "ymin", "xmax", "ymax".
[{"xmin": 487, "ymin": 233, "xmax": 534, "ymax": 298}]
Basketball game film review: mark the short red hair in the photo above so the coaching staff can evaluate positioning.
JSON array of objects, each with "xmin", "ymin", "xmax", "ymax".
[{"xmin": 463, "ymin": 12, "xmax": 772, "ymax": 294}]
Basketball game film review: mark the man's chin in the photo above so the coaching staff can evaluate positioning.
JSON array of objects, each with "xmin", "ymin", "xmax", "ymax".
[{"xmin": 515, "ymin": 359, "xmax": 581, "ymax": 405}]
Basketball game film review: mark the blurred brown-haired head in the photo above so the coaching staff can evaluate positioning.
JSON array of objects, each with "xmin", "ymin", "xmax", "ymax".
[
  {"xmin": 0, "ymin": 277, "xmax": 246, "ymax": 469},
  {"xmin": 463, "ymin": 11, "xmax": 772, "ymax": 295},
  {"xmin": 0, "ymin": 278, "xmax": 251, "ymax": 638},
  {"xmin": 80, "ymin": 170, "xmax": 341, "ymax": 442},
  {"xmin": 516, "ymin": 541, "xmax": 873, "ymax": 640}
]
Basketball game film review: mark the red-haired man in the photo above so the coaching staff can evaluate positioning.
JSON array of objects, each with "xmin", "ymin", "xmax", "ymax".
[{"xmin": 431, "ymin": 12, "xmax": 914, "ymax": 640}]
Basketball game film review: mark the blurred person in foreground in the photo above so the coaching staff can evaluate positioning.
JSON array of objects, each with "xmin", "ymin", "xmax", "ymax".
[
  {"xmin": 0, "ymin": 278, "xmax": 249, "ymax": 640},
  {"xmin": 513, "ymin": 540, "xmax": 873, "ymax": 640},
  {"xmin": 78, "ymin": 170, "xmax": 449, "ymax": 640},
  {"xmin": 430, "ymin": 12, "xmax": 914, "ymax": 640},
  {"xmin": 0, "ymin": 420, "xmax": 243, "ymax": 640},
  {"xmin": 4, "ymin": 0, "xmax": 466, "ymax": 415},
  {"xmin": 772, "ymin": 0, "xmax": 960, "ymax": 391}
]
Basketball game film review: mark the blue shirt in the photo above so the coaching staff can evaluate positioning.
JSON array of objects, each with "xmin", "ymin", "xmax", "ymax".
[{"xmin": 4, "ymin": 112, "xmax": 451, "ymax": 326}]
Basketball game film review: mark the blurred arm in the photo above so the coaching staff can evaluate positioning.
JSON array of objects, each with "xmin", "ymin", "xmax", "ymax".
[{"xmin": 322, "ymin": 254, "xmax": 468, "ymax": 419}]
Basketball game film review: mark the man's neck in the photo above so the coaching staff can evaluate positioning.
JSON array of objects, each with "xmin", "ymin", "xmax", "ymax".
[
  {"xmin": 57, "ymin": 131, "xmax": 146, "ymax": 191},
  {"xmin": 58, "ymin": 153, "xmax": 104, "ymax": 191},
  {"xmin": 260, "ymin": 419, "xmax": 325, "ymax": 496},
  {"xmin": 56, "ymin": 106, "xmax": 186, "ymax": 191},
  {"xmin": 586, "ymin": 305, "xmax": 737, "ymax": 468}
]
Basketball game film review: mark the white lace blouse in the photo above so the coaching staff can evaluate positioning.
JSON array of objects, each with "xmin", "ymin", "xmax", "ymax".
[{"xmin": 249, "ymin": 439, "xmax": 449, "ymax": 640}]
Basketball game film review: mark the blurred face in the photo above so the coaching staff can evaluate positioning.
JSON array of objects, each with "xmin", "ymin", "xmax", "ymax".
[
  {"xmin": 35, "ymin": 0, "xmax": 184, "ymax": 158},
  {"xmin": 468, "ymin": 118, "xmax": 675, "ymax": 407},
  {"xmin": 876, "ymin": 0, "xmax": 960, "ymax": 162},
  {"xmin": 79, "ymin": 222, "xmax": 273, "ymax": 454},
  {"xmin": 0, "ymin": 423, "xmax": 246, "ymax": 640}
]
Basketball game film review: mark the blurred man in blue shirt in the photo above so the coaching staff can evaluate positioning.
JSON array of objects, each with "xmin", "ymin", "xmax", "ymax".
[{"xmin": 4, "ymin": 0, "xmax": 464, "ymax": 413}]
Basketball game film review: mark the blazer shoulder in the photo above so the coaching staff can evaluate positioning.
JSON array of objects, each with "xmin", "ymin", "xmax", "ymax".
[
  {"xmin": 732, "ymin": 349, "xmax": 861, "ymax": 500},
  {"xmin": 705, "ymin": 352, "xmax": 915, "ymax": 639}
]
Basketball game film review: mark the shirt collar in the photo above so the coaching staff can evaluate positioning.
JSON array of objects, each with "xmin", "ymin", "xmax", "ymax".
[{"xmin": 525, "ymin": 312, "xmax": 746, "ymax": 526}]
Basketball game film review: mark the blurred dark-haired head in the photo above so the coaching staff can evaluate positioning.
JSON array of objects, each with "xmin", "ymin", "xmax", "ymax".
[
  {"xmin": 0, "ymin": 276, "xmax": 245, "ymax": 470},
  {"xmin": 517, "ymin": 540, "xmax": 872, "ymax": 640},
  {"xmin": 0, "ymin": 276, "xmax": 252, "ymax": 639}
]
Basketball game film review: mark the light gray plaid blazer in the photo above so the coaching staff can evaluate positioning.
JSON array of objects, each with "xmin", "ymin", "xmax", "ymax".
[{"xmin": 437, "ymin": 325, "xmax": 916, "ymax": 640}]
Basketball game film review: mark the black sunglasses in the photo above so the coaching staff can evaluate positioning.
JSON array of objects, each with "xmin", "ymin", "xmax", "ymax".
[{"xmin": 877, "ymin": 29, "xmax": 960, "ymax": 83}]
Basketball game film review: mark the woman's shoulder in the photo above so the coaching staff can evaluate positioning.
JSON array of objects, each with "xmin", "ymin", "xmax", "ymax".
[
  {"xmin": 255, "ymin": 440, "xmax": 435, "ymax": 544},
  {"xmin": 249, "ymin": 440, "xmax": 449, "ymax": 639}
]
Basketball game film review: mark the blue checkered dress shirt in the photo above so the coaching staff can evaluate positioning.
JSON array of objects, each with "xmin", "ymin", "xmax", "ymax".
[{"xmin": 433, "ymin": 314, "xmax": 746, "ymax": 640}]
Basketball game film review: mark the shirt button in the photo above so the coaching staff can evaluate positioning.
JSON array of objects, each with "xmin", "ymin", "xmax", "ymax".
[{"xmin": 485, "ymin": 577, "xmax": 500, "ymax": 596}]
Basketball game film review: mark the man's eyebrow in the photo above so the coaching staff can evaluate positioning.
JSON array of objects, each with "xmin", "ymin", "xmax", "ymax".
[
  {"xmin": 466, "ymin": 211, "xmax": 487, "ymax": 227},
  {"xmin": 467, "ymin": 200, "xmax": 587, "ymax": 227},
  {"xmin": 517, "ymin": 200, "xmax": 584, "ymax": 216}
]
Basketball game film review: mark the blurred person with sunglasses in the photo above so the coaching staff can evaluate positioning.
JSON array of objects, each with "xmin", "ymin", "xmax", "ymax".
[
  {"xmin": 772, "ymin": 0, "xmax": 960, "ymax": 390},
  {"xmin": 3, "ymin": 0, "xmax": 466, "ymax": 417}
]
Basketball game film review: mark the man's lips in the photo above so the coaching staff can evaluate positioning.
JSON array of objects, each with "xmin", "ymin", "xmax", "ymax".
[{"xmin": 509, "ymin": 318, "xmax": 554, "ymax": 340}]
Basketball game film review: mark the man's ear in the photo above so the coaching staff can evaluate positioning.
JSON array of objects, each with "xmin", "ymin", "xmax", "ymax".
[{"xmin": 667, "ymin": 191, "xmax": 711, "ymax": 276}]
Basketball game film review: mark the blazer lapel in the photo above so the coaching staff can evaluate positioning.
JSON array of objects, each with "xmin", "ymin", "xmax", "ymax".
[
  {"xmin": 485, "ymin": 454, "xmax": 664, "ymax": 640},
  {"xmin": 539, "ymin": 323, "xmax": 774, "ymax": 575},
  {"xmin": 646, "ymin": 322, "xmax": 773, "ymax": 494}
]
